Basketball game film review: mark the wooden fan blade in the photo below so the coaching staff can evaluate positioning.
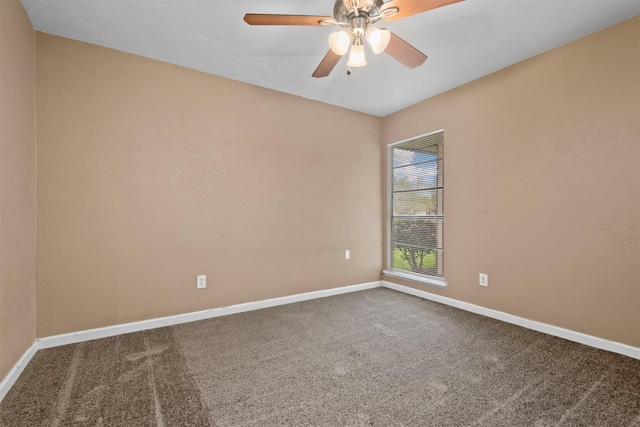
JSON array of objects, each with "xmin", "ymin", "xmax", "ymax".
[
  {"xmin": 381, "ymin": 0, "xmax": 464, "ymax": 21},
  {"xmin": 384, "ymin": 31, "xmax": 428, "ymax": 69},
  {"xmin": 312, "ymin": 50, "xmax": 342, "ymax": 78},
  {"xmin": 244, "ymin": 14, "xmax": 335, "ymax": 26}
]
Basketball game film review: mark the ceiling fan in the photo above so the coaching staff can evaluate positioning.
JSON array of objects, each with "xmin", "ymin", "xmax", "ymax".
[{"xmin": 244, "ymin": 0, "xmax": 463, "ymax": 78}]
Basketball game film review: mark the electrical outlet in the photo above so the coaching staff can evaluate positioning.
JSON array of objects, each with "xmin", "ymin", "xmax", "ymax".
[
  {"xmin": 479, "ymin": 273, "xmax": 488, "ymax": 287},
  {"xmin": 345, "ymin": 250, "xmax": 350, "ymax": 260},
  {"xmin": 197, "ymin": 275, "xmax": 206, "ymax": 289}
]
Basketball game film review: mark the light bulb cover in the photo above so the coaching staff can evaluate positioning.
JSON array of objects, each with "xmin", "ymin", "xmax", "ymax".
[
  {"xmin": 347, "ymin": 44, "xmax": 367, "ymax": 67},
  {"xmin": 365, "ymin": 27, "xmax": 391, "ymax": 54},
  {"xmin": 328, "ymin": 30, "xmax": 351, "ymax": 56}
]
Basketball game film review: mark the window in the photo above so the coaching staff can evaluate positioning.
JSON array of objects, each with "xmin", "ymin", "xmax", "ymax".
[{"xmin": 385, "ymin": 130, "xmax": 445, "ymax": 288}]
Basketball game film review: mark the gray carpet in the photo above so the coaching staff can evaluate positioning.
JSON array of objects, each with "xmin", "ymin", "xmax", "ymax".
[{"xmin": 1, "ymin": 288, "xmax": 639, "ymax": 426}]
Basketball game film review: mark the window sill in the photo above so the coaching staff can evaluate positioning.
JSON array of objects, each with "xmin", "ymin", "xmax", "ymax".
[{"xmin": 383, "ymin": 270, "xmax": 447, "ymax": 289}]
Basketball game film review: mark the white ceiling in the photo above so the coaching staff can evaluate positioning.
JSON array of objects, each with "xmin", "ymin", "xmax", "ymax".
[{"xmin": 21, "ymin": 0, "xmax": 639, "ymax": 117}]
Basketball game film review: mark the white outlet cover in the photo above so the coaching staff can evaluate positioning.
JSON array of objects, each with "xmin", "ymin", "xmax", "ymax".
[
  {"xmin": 479, "ymin": 273, "xmax": 488, "ymax": 287},
  {"xmin": 345, "ymin": 250, "xmax": 350, "ymax": 260},
  {"xmin": 197, "ymin": 275, "xmax": 206, "ymax": 289}
]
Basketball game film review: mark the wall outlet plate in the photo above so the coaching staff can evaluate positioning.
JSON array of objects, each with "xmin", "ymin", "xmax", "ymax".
[
  {"xmin": 197, "ymin": 275, "xmax": 206, "ymax": 289},
  {"xmin": 345, "ymin": 250, "xmax": 350, "ymax": 260},
  {"xmin": 479, "ymin": 273, "xmax": 488, "ymax": 287}
]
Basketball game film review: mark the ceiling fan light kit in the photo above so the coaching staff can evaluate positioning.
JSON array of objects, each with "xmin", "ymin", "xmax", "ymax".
[
  {"xmin": 326, "ymin": 15, "xmax": 389, "ymax": 65},
  {"xmin": 244, "ymin": 0, "xmax": 464, "ymax": 77}
]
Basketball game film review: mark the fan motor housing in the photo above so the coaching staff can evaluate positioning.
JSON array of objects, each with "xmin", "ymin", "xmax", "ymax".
[{"xmin": 333, "ymin": 0, "xmax": 383, "ymax": 23}]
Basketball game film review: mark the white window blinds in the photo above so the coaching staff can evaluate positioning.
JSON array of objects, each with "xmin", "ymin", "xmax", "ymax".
[{"xmin": 390, "ymin": 130, "xmax": 444, "ymax": 278}]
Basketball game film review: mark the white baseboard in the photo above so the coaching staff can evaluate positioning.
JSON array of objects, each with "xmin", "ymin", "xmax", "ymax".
[
  {"xmin": 0, "ymin": 281, "xmax": 382, "ymax": 402},
  {"xmin": 382, "ymin": 281, "xmax": 640, "ymax": 360},
  {"xmin": 37, "ymin": 281, "xmax": 383, "ymax": 350},
  {"xmin": 3, "ymin": 278, "xmax": 637, "ymax": 406},
  {"xmin": 0, "ymin": 341, "xmax": 38, "ymax": 403},
  {"xmin": 0, "ymin": 280, "xmax": 381, "ymax": 404}
]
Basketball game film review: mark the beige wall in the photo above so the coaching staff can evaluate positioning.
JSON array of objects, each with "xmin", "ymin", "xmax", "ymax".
[
  {"xmin": 36, "ymin": 34, "xmax": 383, "ymax": 337},
  {"xmin": 382, "ymin": 17, "xmax": 640, "ymax": 347},
  {"xmin": 27, "ymin": 14, "xmax": 640, "ymax": 348},
  {"xmin": 0, "ymin": 0, "xmax": 37, "ymax": 379}
]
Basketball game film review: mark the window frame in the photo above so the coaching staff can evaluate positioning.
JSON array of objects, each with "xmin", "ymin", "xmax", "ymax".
[{"xmin": 383, "ymin": 129, "xmax": 447, "ymax": 289}]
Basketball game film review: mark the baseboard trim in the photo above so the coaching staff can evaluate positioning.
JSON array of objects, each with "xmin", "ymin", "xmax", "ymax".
[
  {"xmin": 5, "ymin": 278, "xmax": 637, "ymax": 406},
  {"xmin": 0, "ymin": 341, "xmax": 38, "ymax": 403},
  {"xmin": 37, "ymin": 281, "xmax": 383, "ymax": 350},
  {"xmin": 382, "ymin": 281, "xmax": 640, "ymax": 360}
]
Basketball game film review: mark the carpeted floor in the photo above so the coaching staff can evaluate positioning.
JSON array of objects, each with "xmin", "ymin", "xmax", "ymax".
[{"xmin": 1, "ymin": 288, "xmax": 639, "ymax": 426}]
